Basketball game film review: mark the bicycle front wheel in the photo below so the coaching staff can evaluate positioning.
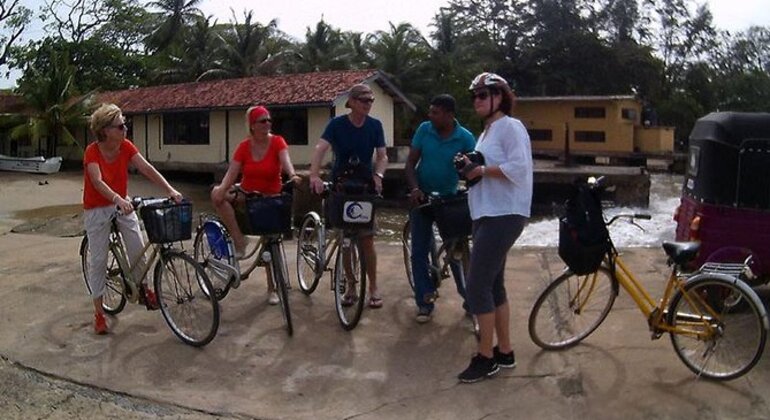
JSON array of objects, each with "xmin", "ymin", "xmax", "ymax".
[
  {"xmin": 334, "ymin": 236, "xmax": 367, "ymax": 330},
  {"xmin": 297, "ymin": 212, "xmax": 323, "ymax": 295},
  {"xmin": 269, "ymin": 242, "xmax": 293, "ymax": 336},
  {"xmin": 401, "ymin": 220, "xmax": 415, "ymax": 292},
  {"xmin": 193, "ymin": 221, "xmax": 234, "ymax": 301},
  {"xmin": 80, "ymin": 236, "xmax": 126, "ymax": 315},
  {"xmin": 668, "ymin": 275, "xmax": 767, "ymax": 380},
  {"xmin": 528, "ymin": 267, "xmax": 617, "ymax": 350},
  {"xmin": 154, "ymin": 251, "xmax": 220, "ymax": 347}
]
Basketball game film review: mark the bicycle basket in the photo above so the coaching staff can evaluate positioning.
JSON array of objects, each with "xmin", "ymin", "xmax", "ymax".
[
  {"xmin": 140, "ymin": 200, "xmax": 193, "ymax": 244},
  {"xmin": 432, "ymin": 194, "xmax": 472, "ymax": 241},
  {"xmin": 324, "ymin": 191, "xmax": 376, "ymax": 230},
  {"xmin": 245, "ymin": 193, "xmax": 293, "ymax": 235}
]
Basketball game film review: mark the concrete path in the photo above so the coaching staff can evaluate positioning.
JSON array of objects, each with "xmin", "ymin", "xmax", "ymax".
[{"xmin": 1, "ymin": 171, "xmax": 769, "ymax": 419}]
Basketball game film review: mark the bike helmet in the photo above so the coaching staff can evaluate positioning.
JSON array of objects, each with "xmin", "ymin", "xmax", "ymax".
[{"xmin": 468, "ymin": 72, "xmax": 509, "ymax": 92}]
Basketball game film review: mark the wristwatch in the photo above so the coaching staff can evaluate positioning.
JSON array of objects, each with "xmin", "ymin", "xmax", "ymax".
[{"xmin": 374, "ymin": 172, "xmax": 384, "ymax": 179}]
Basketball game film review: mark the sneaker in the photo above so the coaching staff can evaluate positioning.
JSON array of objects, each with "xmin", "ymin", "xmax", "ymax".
[
  {"xmin": 458, "ymin": 354, "xmax": 499, "ymax": 383},
  {"xmin": 268, "ymin": 292, "xmax": 280, "ymax": 305},
  {"xmin": 415, "ymin": 307, "xmax": 433, "ymax": 324},
  {"xmin": 143, "ymin": 287, "xmax": 160, "ymax": 311},
  {"xmin": 94, "ymin": 313, "xmax": 108, "ymax": 335},
  {"xmin": 494, "ymin": 346, "xmax": 516, "ymax": 368}
]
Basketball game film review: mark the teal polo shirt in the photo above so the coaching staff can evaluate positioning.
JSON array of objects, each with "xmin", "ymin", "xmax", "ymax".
[{"xmin": 412, "ymin": 120, "xmax": 476, "ymax": 196}]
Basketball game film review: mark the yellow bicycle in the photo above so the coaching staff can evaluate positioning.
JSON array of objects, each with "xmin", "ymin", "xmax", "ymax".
[{"xmin": 528, "ymin": 179, "xmax": 768, "ymax": 380}]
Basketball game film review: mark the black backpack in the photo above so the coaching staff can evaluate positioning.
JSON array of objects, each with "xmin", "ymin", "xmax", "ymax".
[{"xmin": 558, "ymin": 182, "xmax": 610, "ymax": 275}]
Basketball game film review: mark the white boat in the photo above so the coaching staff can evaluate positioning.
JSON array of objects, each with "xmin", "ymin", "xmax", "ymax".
[{"xmin": 0, "ymin": 154, "xmax": 63, "ymax": 174}]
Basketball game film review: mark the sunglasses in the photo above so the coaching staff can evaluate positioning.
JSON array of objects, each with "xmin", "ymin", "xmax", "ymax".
[
  {"xmin": 110, "ymin": 123, "xmax": 126, "ymax": 130},
  {"xmin": 256, "ymin": 118, "xmax": 272, "ymax": 124},
  {"xmin": 356, "ymin": 97, "xmax": 375, "ymax": 104},
  {"xmin": 471, "ymin": 91, "xmax": 491, "ymax": 101}
]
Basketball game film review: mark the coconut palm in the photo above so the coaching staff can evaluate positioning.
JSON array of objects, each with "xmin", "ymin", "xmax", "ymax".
[{"xmin": 146, "ymin": 0, "xmax": 204, "ymax": 51}]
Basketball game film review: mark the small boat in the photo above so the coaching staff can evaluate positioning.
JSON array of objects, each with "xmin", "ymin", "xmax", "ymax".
[{"xmin": 0, "ymin": 154, "xmax": 63, "ymax": 174}]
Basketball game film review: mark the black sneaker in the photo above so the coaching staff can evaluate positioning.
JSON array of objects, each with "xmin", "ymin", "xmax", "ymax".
[
  {"xmin": 458, "ymin": 354, "xmax": 499, "ymax": 383},
  {"xmin": 494, "ymin": 346, "xmax": 516, "ymax": 368}
]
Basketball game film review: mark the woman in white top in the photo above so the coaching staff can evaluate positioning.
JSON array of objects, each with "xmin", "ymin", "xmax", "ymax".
[{"xmin": 456, "ymin": 72, "xmax": 533, "ymax": 383}]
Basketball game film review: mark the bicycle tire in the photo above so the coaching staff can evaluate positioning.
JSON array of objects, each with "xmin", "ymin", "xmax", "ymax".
[
  {"xmin": 154, "ymin": 251, "xmax": 220, "ymax": 347},
  {"xmin": 296, "ymin": 212, "xmax": 324, "ymax": 295},
  {"xmin": 528, "ymin": 267, "xmax": 618, "ymax": 350},
  {"xmin": 268, "ymin": 242, "xmax": 293, "ymax": 336},
  {"xmin": 668, "ymin": 274, "xmax": 767, "ymax": 380},
  {"xmin": 80, "ymin": 236, "xmax": 126, "ymax": 315},
  {"xmin": 334, "ymin": 236, "xmax": 367, "ymax": 330},
  {"xmin": 401, "ymin": 220, "xmax": 415, "ymax": 292},
  {"xmin": 192, "ymin": 221, "xmax": 233, "ymax": 301}
]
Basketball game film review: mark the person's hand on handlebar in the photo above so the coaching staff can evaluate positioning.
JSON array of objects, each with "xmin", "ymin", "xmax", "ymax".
[
  {"xmin": 114, "ymin": 195, "xmax": 134, "ymax": 215},
  {"xmin": 310, "ymin": 175, "xmax": 325, "ymax": 195},
  {"xmin": 409, "ymin": 188, "xmax": 424, "ymax": 207},
  {"xmin": 167, "ymin": 188, "xmax": 183, "ymax": 204}
]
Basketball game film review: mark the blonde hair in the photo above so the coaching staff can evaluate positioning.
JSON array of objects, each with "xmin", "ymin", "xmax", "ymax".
[{"xmin": 90, "ymin": 103, "xmax": 123, "ymax": 141}]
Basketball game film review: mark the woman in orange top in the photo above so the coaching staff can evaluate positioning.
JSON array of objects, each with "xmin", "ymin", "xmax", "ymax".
[
  {"xmin": 83, "ymin": 103, "xmax": 183, "ymax": 335},
  {"xmin": 211, "ymin": 105, "xmax": 301, "ymax": 304}
]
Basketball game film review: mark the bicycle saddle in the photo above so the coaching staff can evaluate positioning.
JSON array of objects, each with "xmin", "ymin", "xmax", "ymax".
[{"xmin": 662, "ymin": 241, "xmax": 701, "ymax": 265}]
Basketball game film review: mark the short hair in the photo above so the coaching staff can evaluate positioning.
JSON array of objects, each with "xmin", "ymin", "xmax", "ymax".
[
  {"xmin": 430, "ymin": 94, "xmax": 456, "ymax": 114},
  {"xmin": 90, "ymin": 103, "xmax": 122, "ymax": 141}
]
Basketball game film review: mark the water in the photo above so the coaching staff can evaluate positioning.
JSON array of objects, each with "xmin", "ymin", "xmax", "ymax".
[{"xmin": 377, "ymin": 173, "xmax": 685, "ymax": 248}]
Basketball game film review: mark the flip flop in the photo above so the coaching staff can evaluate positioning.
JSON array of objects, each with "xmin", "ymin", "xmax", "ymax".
[{"xmin": 368, "ymin": 295, "xmax": 383, "ymax": 309}]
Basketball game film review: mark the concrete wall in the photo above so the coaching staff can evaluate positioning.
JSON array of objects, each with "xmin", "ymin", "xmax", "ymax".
[{"xmin": 634, "ymin": 126, "xmax": 675, "ymax": 153}]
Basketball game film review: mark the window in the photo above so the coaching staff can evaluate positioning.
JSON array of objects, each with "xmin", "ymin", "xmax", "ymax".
[
  {"xmin": 528, "ymin": 129, "xmax": 553, "ymax": 141},
  {"xmin": 574, "ymin": 131, "xmax": 606, "ymax": 143},
  {"xmin": 621, "ymin": 108, "xmax": 637, "ymax": 120},
  {"xmin": 270, "ymin": 108, "xmax": 308, "ymax": 145},
  {"xmin": 574, "ymin": 107, "xmax": 606, "ymax": 119},
  {"xmin": 163, "ymin": 112, "xmax": 209, "ymax": 145}
]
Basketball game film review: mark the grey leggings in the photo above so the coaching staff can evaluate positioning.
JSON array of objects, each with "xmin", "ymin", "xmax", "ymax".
[{"xmin": 465, "ymin": 214, "xmax": 526, "ymax": 314}]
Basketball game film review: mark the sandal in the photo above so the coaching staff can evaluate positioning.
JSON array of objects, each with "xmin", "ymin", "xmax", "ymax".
[
  {"xmin": 341, "ymin": 294, "xmax": 357, "ymax": 307},
  {"xmin": 368, "ymin": 295, "xmax": 383, "ymax": 309}
]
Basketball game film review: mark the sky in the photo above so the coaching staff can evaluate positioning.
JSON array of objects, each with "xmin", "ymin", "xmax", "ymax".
[{"xmin": 2, "ymin": 0, "xmax": 769, "ymax": 89}]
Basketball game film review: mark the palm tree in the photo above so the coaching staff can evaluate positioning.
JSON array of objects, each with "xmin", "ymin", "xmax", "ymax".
[
  {"xmin": 154, "ymin": 15, "xmax": 218, "ymax": 83},
  {"xmin": 198, "ymin": 10, "xmax": 293, "ymax": 80},
  {"xmin": 367, "ymin": 22, "xmax": 431, "ymax": 97},
  {"xmin": 146, "ymin": 0, "xmax": 204, "ymax": 51},
  {"xmin": 292, "ymin": 20, "xmax": 351, "ymax": 72},
  {"xmin": 10, "ymin": 51, "xmax": 94, "ymax": 157}
]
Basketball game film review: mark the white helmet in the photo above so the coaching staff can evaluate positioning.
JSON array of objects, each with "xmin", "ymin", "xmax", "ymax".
[{"xmin": 468, "ymin": 72, "xmax": 509, "ymax": 91}]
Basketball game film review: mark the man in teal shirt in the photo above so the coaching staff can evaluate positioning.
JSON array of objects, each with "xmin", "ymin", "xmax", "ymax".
[{"xmin": 405, "ymin": 94, "xmax": 476, "ymax": 323}]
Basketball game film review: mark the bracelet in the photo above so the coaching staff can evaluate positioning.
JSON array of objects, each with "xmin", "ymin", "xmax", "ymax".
[
  {"xmin": 481, "ymin": 166, "xmax": 486, "ymax": 176},
  {"xmin": 374, "ymin": 172, "xmax": 384, "ymax": 179}
]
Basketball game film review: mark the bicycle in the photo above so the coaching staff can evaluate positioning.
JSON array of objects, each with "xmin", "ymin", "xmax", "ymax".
[
  {"xmin": 528, "ymin": 178, "xmax": 769, "ymax": 380},
  {"xmin": 296, "ymin": 182, "xmax": 375, "ymax": 330},
  {"xmin": 192, "ymin": 183, "xmax": 293, "ymax": 336},
  {"xmin": 79, "ymin": 197, "xmax": 220, "ymax": 347}
]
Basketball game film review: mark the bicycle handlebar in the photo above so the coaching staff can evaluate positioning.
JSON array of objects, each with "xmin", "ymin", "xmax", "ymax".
[{"xmin": 232, "ymin": 180, "xmax": 296, "ymax": 199}]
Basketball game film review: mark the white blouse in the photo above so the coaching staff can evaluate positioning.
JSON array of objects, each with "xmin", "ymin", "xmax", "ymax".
[{"xmin": 468, "ymin": 116, "xmax": 533, "ymax": 220}]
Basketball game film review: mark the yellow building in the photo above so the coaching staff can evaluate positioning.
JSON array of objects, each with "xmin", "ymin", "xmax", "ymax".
[{"xmin": 514, "ymin": 95, "xmax": 674, "ymax": 160}]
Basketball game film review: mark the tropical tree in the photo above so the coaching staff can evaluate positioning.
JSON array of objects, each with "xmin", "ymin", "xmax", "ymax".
[
  {"xmin": 11, "ymin": 49, "xmax": 94, "ymax": 156},
  {"xmin": 146, "ymin": 0, "xmax": 203, "ymax": 51},
  {"xmin": 292, "ymin": 20, "xmax": 351, "ymax": 72},
  {"xmin": 0, "ymin": 0, "xmax": 31, "ymax": 68},
  {"xmin": 153, "ymin": 15, "xmax": 218, "ymax": 83}
]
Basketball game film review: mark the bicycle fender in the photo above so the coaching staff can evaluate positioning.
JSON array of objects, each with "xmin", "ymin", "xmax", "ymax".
[{"xmin": 683, "ymin": 272, "xmax": 769, "ymax": 331}]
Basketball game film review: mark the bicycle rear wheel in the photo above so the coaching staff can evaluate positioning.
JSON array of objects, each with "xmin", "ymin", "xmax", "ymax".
[
  {"xmin": 269, "ymin": 242, "xmax": 293, "ymax": 336},
  {"xmin": 528, "ymin": 267, "xmax": 617, "ymax": 350},
  {"xmin": 154, "ymin": 251, "xmax": 220, "ymax": 347},
  {"xmin": 193, "ymin": 221, "xmax": 234, "ymax": 301},
  {"xmin": 297, "ymin": 212, "xmax": 323, "ymax": 295},
  {"xmin": 668, "ymin": 275, "xmax": 767, "ymax": 380},
  {"xmin": 334, "ymin": 237, "xmax": 367, "ymax": 330},
  {"xmin": 80, "ymin": 236, "xmax": 126, "ymax": 315}
]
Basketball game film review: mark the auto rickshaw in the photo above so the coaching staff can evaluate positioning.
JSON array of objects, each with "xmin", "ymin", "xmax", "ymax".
[{"xmin": 674, "ymin": 112, "xmax": 770, "ymax": 285}]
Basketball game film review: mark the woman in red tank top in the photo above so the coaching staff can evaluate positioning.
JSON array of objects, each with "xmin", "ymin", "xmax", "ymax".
[{"xmin": 211, "ymin": 106, "xmax": 301, "ymax": 304}]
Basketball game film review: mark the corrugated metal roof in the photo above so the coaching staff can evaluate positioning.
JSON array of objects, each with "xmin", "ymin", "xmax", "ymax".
[{"xmin": 96, "ymin": 69, "xmax": 415, "ymax": 114}]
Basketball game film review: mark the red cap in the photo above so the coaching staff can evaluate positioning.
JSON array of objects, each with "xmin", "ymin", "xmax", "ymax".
[{"xmin": 248, "ymin": 106, "xmax": 270, "ymax": 126}]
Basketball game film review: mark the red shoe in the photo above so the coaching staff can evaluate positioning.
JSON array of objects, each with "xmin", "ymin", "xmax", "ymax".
[
  {"xmin": 94, "ymin": 313, "xmax": 108, "ymax": 335},
  {"xmin": 143, "ymin": 287, "xmax": 160, "ymax": 311}
]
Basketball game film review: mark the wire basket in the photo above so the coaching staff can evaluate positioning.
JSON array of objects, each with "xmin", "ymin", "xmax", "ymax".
[{"xmin": 140, "ymin": 201, "xmax": 193, "ymax": 244}]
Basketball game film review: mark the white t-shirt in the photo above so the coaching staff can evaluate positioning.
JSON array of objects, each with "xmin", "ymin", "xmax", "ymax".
[{"xmin": 468, "ymin": 116, "xmax": 533, "ymax": 220}]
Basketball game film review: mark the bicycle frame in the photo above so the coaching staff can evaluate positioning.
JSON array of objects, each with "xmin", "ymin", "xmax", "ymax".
[
  {"xmin": 108, "ymin": 221, "xmax": 161, "ymax": 303},
  {"xmin": 604, "ymin": 250, "xmax": 720, "ymax": 341}
]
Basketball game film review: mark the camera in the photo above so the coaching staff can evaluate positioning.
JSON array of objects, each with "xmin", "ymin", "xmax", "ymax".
[{"xmin": 454, "ymin": 151, "xmax": 485, "ymax": 187}]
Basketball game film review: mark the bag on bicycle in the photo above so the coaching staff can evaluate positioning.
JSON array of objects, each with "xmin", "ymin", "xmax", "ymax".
[
  {"xmin": 245, "ymin": 193, "xmax": 293, "ymax": 235},
  {"xmin": 558, "ymin": 182, "xmax": 610, "ymax": 275},
  {"xmin": 432, "ymin": 194, "xmax": 472, "ymax": 241}
]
